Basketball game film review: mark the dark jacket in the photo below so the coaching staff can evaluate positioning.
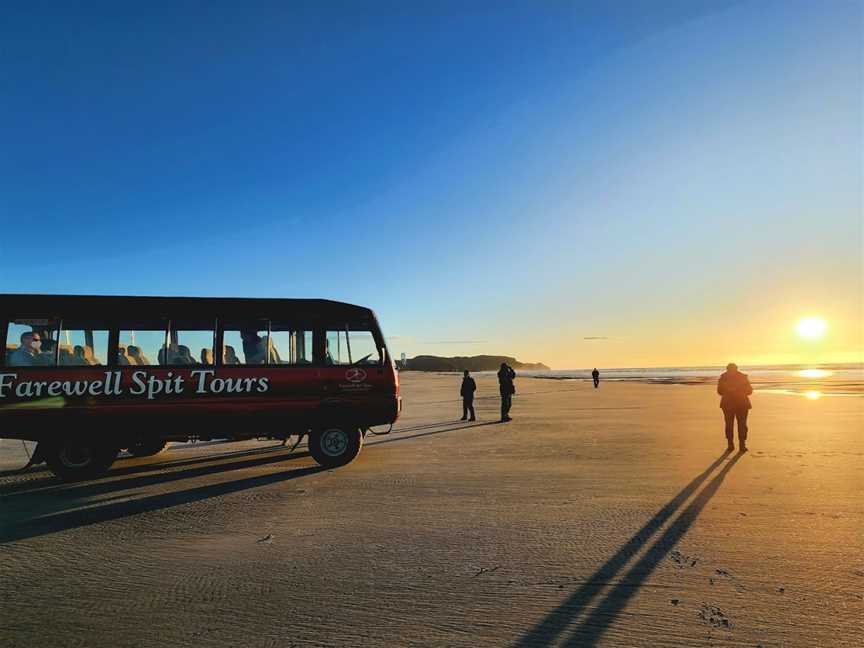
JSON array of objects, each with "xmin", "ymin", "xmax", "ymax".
[
  {"xmin": 717, "ymin": 370, "xmax": 753, "ymax": 411},
  {"xmin": 460, "ymin": 377, "xmax": 476, "ymax": 399},
  {"xmin": 498, "ymin": 365, "xmax": 516, "ymax": 396}
]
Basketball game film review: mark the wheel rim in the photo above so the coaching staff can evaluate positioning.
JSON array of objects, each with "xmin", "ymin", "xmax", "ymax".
[
  {"xmin": 60, "ymin": 444, "xmax": 94, "ymax": 469},
  {"xmin": 320, "ymin": 428, "xmax": 349, "ymax": 457}
]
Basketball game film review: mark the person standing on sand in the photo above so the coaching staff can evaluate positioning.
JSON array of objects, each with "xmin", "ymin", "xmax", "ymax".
[
  {"xmin": 498, "ymin": 362, "xmax": 516, "ymax": 422},
  {"xmin": 592, "ymin": 367, "xmax": 600, "ymax": 388},
  {"xmin": 460, "ymin": 370, "xmax": 477, "ymax": 421},
  {"xmin": 717, "ymin": 363, "xmax": 753, "ymax": 452}
]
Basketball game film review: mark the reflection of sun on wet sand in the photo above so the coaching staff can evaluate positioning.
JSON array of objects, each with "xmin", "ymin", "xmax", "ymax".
[{"xmin": 1, "ymin": 374, "xmax": 862, "ymax": 647}]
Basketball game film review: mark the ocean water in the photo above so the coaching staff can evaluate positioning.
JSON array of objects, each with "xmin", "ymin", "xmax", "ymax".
[{"xmin": 512, "ymin": 363, "xmax": 864, "ymax": 397}]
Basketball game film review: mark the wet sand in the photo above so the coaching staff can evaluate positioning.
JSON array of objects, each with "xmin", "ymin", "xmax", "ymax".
[{"xmin": 1, "ymin": 374, "xmax": 862, "ymax": 647}]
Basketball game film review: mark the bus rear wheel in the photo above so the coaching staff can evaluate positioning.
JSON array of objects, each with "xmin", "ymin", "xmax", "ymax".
[
  {"xmin": 125, "ymin": 439, "xmax": 169, "ymax": 458},
  {"xmin": 308, "ymin": 426, "xmax": 363, "ymax": 468},
  {"xmin": 42, "ymin": 438, "xmax": 120, "ymax": 481}
]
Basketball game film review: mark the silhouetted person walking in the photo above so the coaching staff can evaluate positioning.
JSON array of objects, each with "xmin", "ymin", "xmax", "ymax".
[
  {"xmin": 717, "ymin": 363, "xmax": 753, "ymax": 452},
  {"xmin": 592, "ymin": 367, "xmax": 600, "ymax": 388},
  {"xmin": 460, "ymin": 370, "xmax": 476, "ymax": 421},
  {"xmin": 498, "ymin": 362, "xmax": 516, "ymax": 422}
]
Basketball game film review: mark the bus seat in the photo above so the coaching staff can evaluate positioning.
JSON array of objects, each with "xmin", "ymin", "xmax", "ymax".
[
  {"xmin": 6, "ymin": 344, "xmax": 18, "ymax": 365},
  {"xmin": 127, "ymin": 345, "xmax": 150, "ymax": 365},
  {"xmin": 178, "ymin": 345, "xmax": 196, "ymax": 365},
  {"xmin": 223, "ymin": 345, "xmax": 240, "ymax": 365},
  {"xmin": 200, "ymin": 348, "xmax": 214, "ymax": 365}
]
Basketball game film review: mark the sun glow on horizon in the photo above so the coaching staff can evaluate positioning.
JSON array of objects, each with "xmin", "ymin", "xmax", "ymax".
[
  {"xmin": 796, "ymin": 317, "xmax": 827, "ymax": 340},
  {"xmin": 798, "ymin": 368, "xmax": 832, "ymax": 379},
  {"xmin": 804, "ymin": 390, "xmax": 822, "ymax": 400}
]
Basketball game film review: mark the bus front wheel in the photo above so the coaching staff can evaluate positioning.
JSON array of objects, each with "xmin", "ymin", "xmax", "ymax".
[
  {"xmin": 42, "ymin": 438, "xmax": 120, "ymax": 481},
  {"xmin": 308, "ymin": 426, "xmax": 363, "ymax": 468}
]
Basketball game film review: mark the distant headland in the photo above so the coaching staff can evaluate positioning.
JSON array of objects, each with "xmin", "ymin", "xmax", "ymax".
[{"xmin": 399, "ymin": 355, "xmax": 550, "ymax": 372}]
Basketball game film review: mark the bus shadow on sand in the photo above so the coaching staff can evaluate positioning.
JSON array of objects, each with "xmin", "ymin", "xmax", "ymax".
[
  {"xmin": 514, "ymin": 451, "xmax": 743, "ymax": 648},
  {"xmin": 0, "ymin": 419, "xmax": 496, "ymax": 544},
  {"xmin": 0, "ymin": 442, "xmax": 291, "ymax": 495}
]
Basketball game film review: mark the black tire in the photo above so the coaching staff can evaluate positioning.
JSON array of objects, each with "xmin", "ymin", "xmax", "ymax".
[
  {"xmin": 308, "ymin": 426, "xmax": 363, "ymax": 468},
  {"xmin": 125, "ymin": 439, "xmax": 169, "ymax": 458},
  {"xmin": 42, "ymin": 438, "xmax": 120, "ymax": 481}
]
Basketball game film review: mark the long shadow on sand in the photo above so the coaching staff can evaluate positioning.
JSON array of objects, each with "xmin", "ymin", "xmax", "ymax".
[
  {"xmin": 368, "ymin": 420, "xmax": 498, "ymax": 446},
  {"xmin": 0, "ymin": 442, "xmax": 290, "ymax": 495},
  {"xmin": 1, "ymin": 447, "xmax": 310, "ymax": 500},
  {"xmin": 0, "ymin": 462, "xmax": 325, "ymax": 545},
  {"xmin": 1, "ymin": 420, "xmax": 497, "ymax": 544},
  {"xmin": 515, "ymin": 451, "xmax": 741, "ymax": 647}
]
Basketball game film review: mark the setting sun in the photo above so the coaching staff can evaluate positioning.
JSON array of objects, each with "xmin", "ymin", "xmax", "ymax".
[{"xmin": 796, "ymin": 317, "xmax": 827, "ymax": 339}]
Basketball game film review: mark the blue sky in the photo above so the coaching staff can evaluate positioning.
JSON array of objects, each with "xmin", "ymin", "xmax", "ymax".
[{"xmin": 1, "ymin": 1, "xmax": 861, "ymax": 367}]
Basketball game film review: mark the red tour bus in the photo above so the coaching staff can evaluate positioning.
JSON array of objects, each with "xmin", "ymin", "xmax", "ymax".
[{"xmin": 0, "ymin": 294, "xmax": 401, "ymax": 480}]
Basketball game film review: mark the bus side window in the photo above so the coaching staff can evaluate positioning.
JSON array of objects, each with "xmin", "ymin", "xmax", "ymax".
[
  {"xmin": 118, "ymin": 325, "xmax": 167, "ymax": 366},
  {"xmin": 324, "ymin": 328, "xmax": 382, "ymax": 366},
  {"xmin": 169, "ymin": 324, "xmax": 215, "ymax": 366},
  {"xmin": 324, "ymin": 329, "xmax": 349, "ymax": 365},
  {"xmin": 58, "ymin": 325, "xmax": 109, "ymax": 366},
  {"xmin": 222, "ymin": 323, "xmax": 268, "ymax": 365},
  {"xmin": 348, "ymin": 330, "xmax": 381, "ymax": 365},
  {"xmin": 269, "ymin": 325, "xmax": 313, "ymax": 365},
  {"xmin": 5, "ymin": 319, "xmax": 59, "ymax": 367}
]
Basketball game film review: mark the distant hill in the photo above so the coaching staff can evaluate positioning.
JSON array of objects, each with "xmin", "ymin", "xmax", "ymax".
[{"xmin": 401, "ymin": 355, "xmax": 550, "ymax": 372}]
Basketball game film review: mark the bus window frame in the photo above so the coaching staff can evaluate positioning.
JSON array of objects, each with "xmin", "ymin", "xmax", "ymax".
[
  {"xmin": 113, "ymin": 320, "xmax": 170, "ymax": 368},
  {"xmin": 217, "ymin": 319, "xmax": 319, "ymax": 368},
  {"xmin": 165, "ymin": 318, "xmax": 218, "ymax": 367},
  {"xmin": 2, "ymin": 316, "xmax": 62, "ymax": 369}
]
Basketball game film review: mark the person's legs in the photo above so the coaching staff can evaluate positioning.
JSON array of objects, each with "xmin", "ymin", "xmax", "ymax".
[
  {"xmin": 593, "ymin": 378, "xmax": 599, "ymax": 388},
  {"xmin": 724, "ymin": 409, "xmax": 735, "ymax": 450},
  {"xmin": 467, "ymin": 399, "xmax": 476, "ymax": 421},
  {"xmin": 461, "ymin": 399, "xmax": 468, "ymax": 420},
  {"xmin": 501, "ymin": 394, "xmax": 511, "ymax": 421},
  {"xmin": 737, "ymin": 409, "xmax": 749, "ymax": 450}
]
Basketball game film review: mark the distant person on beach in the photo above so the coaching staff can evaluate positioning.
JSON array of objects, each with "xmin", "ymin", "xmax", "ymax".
[
  {"xmin": 460, "ymin": 370, "xmax": 477, "ymax": 421},
  {"xmin": 717, "ymin": 363, "xmax": 753, "ymax": 452},
  {"xmin": 498, "ymin": 362, "xmax": 516, "ymax": 422},
  {"xmin": 592, "ymin": 368, "xmax": 600, "ymax": 388}
]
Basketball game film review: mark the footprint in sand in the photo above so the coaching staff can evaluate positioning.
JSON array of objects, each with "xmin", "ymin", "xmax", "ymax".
[
  {"xmin": 670, "ymin": 550, "xmax": 700, "ymax": 569},
  {"xmin": 714, "ymin": 568, "xmax": 746, "ymax": 592},
  {"xmin": 697, "ymin": 603, "xmax": 732, "ymax": 629}
]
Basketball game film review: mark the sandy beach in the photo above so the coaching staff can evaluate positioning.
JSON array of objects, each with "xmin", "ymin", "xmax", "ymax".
[{"xmin": 1, "ymin": 373, "xmax": 862, "ymax": 647}]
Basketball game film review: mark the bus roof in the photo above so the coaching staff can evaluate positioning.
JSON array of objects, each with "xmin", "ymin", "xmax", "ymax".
[{"xmin": 0, "ymin": 294, "xmax": 375, "ymax": 321}]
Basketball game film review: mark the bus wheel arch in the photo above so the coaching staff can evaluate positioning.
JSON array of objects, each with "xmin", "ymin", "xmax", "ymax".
[
  {"xmin": 125, "ymin": 438, "xmax": 169, "ymax": 458},
  {"xmin": 42, "ymin": 437, "xmax": 120, "ymax": 481},
  {"xmin": 308, "ymin": 425, "xmax": 363, "ymax": 468}
]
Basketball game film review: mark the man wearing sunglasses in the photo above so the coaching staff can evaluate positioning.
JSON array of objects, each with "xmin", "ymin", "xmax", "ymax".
[{"xmin": 8, "ymin": 331, "xmax": 44, "ymax": 367}]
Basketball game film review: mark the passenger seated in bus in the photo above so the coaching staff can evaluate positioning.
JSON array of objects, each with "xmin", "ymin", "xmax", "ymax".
[
  {"xmin": 58, "ymin": 345, "xmax": 78, "ymax": 366},
  {"xmin": 81, "ymin": 345, "xmax": 99, "ymax": 365},
  {"xmin": 240, "ymin": 330, "xmax": 267, "ymax": 364},
  {"xmin": 200, "ymin": 348, "xmax": 214, "ymax": 365},
  {"xmin": 223, "ymin": 345, "xmax": 241, "ymax": 365},
  {"xmin": 8, "ymin": 332, "xmax": 43, "ymax": 366},
  {"xmin": 72, "ymin": 345, "xmax": 88, "ymax": 365},
  {"xmin": 127, "ymin": 345, "xmax": 150, "ymax": 365},
  {"xmin": 117, "ymin": 345, "xmax": 132, "ymax": 365}
]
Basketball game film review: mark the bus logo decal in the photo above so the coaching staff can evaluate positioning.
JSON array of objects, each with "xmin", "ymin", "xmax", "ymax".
[{"xmin": 345, "ymin": 368, "xmax": 367, "ymax": 383}]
